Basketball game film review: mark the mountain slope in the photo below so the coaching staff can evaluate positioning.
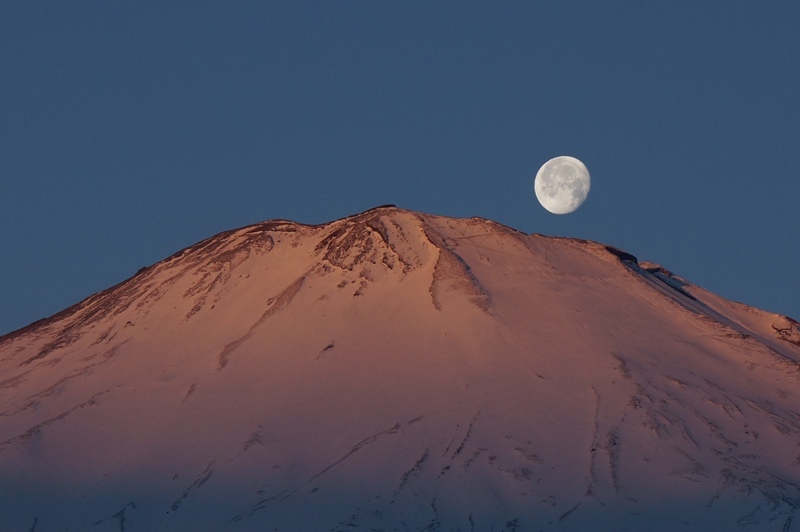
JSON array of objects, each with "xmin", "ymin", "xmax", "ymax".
[{"xmin": 1, "ymin": 206, "xmax": 799, "ymax": 531}]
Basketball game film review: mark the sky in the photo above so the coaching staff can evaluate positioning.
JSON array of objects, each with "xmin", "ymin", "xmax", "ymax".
[{"xmin": 1, "ymin": 2, "xmax": 798, "ymax": 335}]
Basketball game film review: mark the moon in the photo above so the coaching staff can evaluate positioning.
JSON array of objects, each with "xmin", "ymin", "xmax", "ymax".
[{"xmin": 534, "ymin": 156, "xmax": 591, "ymax": 214}]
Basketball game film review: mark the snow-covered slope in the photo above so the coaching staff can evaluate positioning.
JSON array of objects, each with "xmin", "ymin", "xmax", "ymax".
[{"xmin": 2, "ymin": 206, "xmax": 799, "ymax": 531}]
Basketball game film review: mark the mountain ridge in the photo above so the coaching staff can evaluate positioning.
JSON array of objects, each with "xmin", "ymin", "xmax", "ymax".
[{"xmin": 1, "ymin": 206, "xmax": 799, "ymax": 531}]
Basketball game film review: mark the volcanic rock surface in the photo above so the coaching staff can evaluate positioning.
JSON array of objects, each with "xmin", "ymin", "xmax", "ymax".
[{"xmin": 2, "ymin": 206, "xmax": 800, "ymax": 531}]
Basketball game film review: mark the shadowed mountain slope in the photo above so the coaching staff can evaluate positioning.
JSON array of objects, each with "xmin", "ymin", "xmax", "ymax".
[{"xmin": 2, "ymin": 206, "xmax": 800, "ymax": 531}]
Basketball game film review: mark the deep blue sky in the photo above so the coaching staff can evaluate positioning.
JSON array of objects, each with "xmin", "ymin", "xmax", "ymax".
[{"xmin": 2, "ymin": 2, "xmax": 798, "ymax": 335}]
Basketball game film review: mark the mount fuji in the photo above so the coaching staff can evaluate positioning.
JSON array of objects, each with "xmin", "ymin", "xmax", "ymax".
[{"xmin": 2, "ymin": 205, "xmax": 800, "ymax": 531}]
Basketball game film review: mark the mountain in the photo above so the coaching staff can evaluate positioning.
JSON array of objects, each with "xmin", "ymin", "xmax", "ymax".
[{"xmin": 2, "ymin": 205, "xmax": 800, "ymax": 531}]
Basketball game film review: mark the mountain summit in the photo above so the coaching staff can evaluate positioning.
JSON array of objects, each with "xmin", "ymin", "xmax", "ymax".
[{"xmin": 2, "ymin": 206, "xmax": 799, "ymax": 531}]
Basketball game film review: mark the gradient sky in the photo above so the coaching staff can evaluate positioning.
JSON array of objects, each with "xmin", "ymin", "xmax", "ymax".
[{"xmin": 2, "ymin": 2, "xmax": 798, "ymax": 335}]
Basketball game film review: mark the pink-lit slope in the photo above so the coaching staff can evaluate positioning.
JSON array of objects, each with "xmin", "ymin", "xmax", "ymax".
[{"xmin": 1, "ymin": 206, "xmax": 799, "ymax": 531}]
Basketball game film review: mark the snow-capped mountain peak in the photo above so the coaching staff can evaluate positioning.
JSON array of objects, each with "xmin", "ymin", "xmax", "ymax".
[{"xmin": 1, "ymin": 206, "xmax": 799, "ymax": 531}]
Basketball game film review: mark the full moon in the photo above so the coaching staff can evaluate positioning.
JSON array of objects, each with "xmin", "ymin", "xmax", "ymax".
[{"xmin": 534, "ymin": 156, "xmax": 591, "ymax": 214}]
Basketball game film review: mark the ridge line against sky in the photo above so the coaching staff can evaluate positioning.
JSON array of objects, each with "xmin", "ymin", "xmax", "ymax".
[{"xmin": 1, "ymin": 2, "xmax": 798, "ymax": 334}]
